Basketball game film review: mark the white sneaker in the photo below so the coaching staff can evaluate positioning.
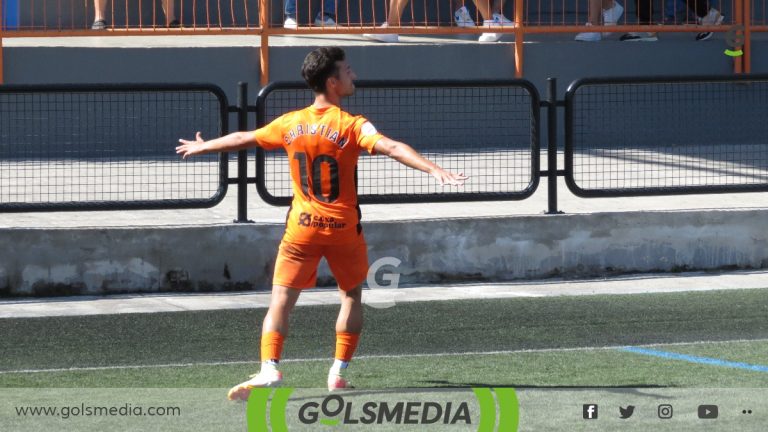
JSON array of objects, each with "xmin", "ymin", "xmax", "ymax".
[
  {"xmin": 328, "ymin": 366, "xmax": 353, "ymax": 391},
  {"xmin": 454, "ymin": 6, "xmax": 476, "ymax": 27},
  {"xmin": 284, "ymin": 17, "xmax": 298, "ymax": 29},
  {"xmin": 478, "ymin": 32, "xmax": 501, "ymax": 42},
  {"xmin": 483, "ymin": 13, "xmax": 515, "ymax": 28},
  {"xmin": 695, "ymin": 8, "xmax": 723, "ymax": 41},
  {"xmin": 314, "ymin": 14, "xmax": 336, "ymax": 26},
  {"xmin": 602, "ymin": 1, "xmax": 624, "ymax": 25},
  {"xmin": 227, "ymin": 367, "xmax": 283, "ymax": 401},
  {"xmin": 363, "ymin": 23, "xmax": 399, "ymax": 43},
  {"xmin": 575, "ymin": 23, "xmax": 602, "ymax": 41},
  {"xmin": 601, "ymin": 1, "xmax": 623, "ymax": 36},
  {"xmin": 699, "ymin": 7, "xmax": 724, "ymax": 25}
]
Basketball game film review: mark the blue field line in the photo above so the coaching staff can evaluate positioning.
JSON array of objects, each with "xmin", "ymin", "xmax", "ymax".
[{"xmin": 621, "ymin": 346, "xmax": 768, "ymax": 373}]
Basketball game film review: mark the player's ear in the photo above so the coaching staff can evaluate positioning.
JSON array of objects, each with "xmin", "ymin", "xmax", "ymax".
[{"xmin": 326, "ymin": 76, "xmax": 338, "ymax": 91}]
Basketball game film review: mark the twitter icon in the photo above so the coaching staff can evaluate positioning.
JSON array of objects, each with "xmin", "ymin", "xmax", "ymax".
[{"xmin": 619, "ymin": 406, "xmax": 635, "ymax": 419}]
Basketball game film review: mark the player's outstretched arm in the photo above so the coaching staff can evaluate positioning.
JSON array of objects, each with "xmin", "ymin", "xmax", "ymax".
[
  {"xmin": 373, "ymin": 137, "xmax": 468, "ymax": 186},
  {"xmin": 176, "ymin": 131, "xmax": 258, "ymax": 159}
]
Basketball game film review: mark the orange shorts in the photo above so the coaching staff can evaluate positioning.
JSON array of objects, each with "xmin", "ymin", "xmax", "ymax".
[{"xmin": 272, "ymin": 238, "xmax": 369, "ymax": 291}]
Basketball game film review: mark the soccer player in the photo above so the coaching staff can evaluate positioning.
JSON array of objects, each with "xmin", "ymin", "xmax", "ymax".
[{"xmin": 176, "ymin": 47, "xmax": 468, "ymax": 400}]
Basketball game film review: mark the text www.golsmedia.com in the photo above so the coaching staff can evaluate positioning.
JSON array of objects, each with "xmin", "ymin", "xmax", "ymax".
[{"xmin": 16, "ymin": 404, "xmax": 180, "ymax": 419}]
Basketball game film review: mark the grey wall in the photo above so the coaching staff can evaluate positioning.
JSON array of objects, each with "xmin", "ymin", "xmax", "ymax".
[{"xmin": 2, "ymin": 209, "xmax": 767, "ymax": 296}]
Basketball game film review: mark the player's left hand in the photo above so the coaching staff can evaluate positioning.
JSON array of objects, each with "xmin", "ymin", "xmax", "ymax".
[
  {"xmin": 432, "ymin": 169, "xmax": 469, "ymax": 186},
  {"xmin": 176, "ymin": 132, "xmax": 207, "ymax": 159}
]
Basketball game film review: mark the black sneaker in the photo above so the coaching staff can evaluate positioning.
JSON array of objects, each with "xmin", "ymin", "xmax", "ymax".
[
  {"xmin": 619, "ymin": 32, "xmax": 658, "ymax": 41},
  {"xmin": 169, "ymin": 20, "xmax": 181, "ymax": 28},
  {"xmin": 91, "ymin": 19, "xmax": 107, "ymax": 30},
  {"xmin": 695, "ymin": 31, "xmax": 713, "ymax": 41}
]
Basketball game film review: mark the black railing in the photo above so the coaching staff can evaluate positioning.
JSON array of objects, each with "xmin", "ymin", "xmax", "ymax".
[
  {"xmin": 0, "ymin": 84, "xmax": 229, "ymax": 212},
  {"xmin": 255, "ymin": 80, "xmax": 541, "ymax": 206},
  {"xmin": 1, "ymin": 77, "xmax": 767, "ymax": 218},
  {"xmin": 565, "ymin": 75, "xmax": 768, "ymax": 198}
]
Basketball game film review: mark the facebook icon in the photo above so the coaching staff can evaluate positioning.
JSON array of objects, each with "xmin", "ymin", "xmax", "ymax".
[{"xmin": 583, "ymin": 404, "xmax": 599, "ymax": 420}]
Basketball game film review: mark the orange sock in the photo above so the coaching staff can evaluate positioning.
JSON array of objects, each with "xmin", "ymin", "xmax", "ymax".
[
  {"xmin": 260, "ymin": 331, "xmax": 284, "ymax": 363},
  {"xmin": 334, "ymin": 332, "xmax": 360, "ymax": 362}
]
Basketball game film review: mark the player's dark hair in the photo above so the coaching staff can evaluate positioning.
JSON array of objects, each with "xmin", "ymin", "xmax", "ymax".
[{"xmin": 301, "ymin": 47, "xmax": 346, "ymax": 93}]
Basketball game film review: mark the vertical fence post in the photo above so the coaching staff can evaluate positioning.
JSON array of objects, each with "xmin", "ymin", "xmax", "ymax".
[
  {"xmin": 546, "ymin": 77, "xmax": 560, "ymax": 214},
  {"xmin": 743, "ymin": 0, "xmax": 751, "ymax": 73},
  {"xmin": 234, "ymin": 82, "xmax": 253, "ymax": 223},
  {"xmin": 0, "ymin": 3, "xmax": 4, "ymax": 85},
  {"xmin": 259, "ymin": 0, "xmax": 270, "ymax": 86},
  {"xmin": 734, "ymin": 0, "xmax": 744, "ymax": 74},
  {"xmin": 513, "ymin": 0, "xmax": 524, "ymax": 78}
]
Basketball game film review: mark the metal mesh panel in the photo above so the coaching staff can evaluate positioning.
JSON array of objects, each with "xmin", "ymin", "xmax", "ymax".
[
  {"xmin": 258, "ymin": 82, "xmax": 538, "ymax": 204},
  {"xmin": 0, "ymin": 86, "xmax": 226, "ymax": 210},
  {"xmin": 566, "ymin": 77, "xmax": 768, "ymax": 196}
]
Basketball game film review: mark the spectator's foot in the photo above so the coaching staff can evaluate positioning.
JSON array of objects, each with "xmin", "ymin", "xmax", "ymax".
[
  {"xmin": 363, "ymin": 24, "xmax": 399, "ymax": 43},
  {"xmin": 91, "ymin": 20, "xmax": 107, "ymax": 30},
  {"xmin": 483, "ymin": 13, "xmax": 515, "ymax": 28},
  {"xmin": 695, "ymin": 8, "xmax": 724, "ymax": 41},
  {"xmin": 478, "ymin": 32, "xmax": 501, "ymax": 42},
  {"xmin": 619, "ymin": 32, "xmax": 658, "ymax": 41},
  {"xmin": 575, "ymin": 24, "xmax": 601, "ymax": 41},
  {"xmin": 601, "ymin": 1, "xmax": 623, "ymax": 36},
  {"xmin": 168, "ymin": 20, "xmax": 181, "ymax": 28},
  {"xmin": 284, "ymin": 16, "xmax": 298, "ymax": 29},
  {"xmin": 315, "ymin": 14, "xmax": 336, "ymax": 26},
  {"xmin": 454, "ymin": 6, "xmax": 476, "ymax": 27}
]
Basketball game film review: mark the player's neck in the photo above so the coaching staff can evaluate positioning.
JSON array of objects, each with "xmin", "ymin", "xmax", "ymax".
[{"xmin": 312, "ymin": 93, "xmax": 341, "ymax": 110}]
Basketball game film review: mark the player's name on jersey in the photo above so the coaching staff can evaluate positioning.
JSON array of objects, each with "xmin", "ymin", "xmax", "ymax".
[{"xmin": 284, "ymin": 123, "xmax": 348, "ymax": 148}]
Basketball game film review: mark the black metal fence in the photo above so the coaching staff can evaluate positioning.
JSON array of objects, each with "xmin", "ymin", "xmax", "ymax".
[
  {"xmin": 0, "ymin": 76, "xmax": 767, "ymax": 218},
  {"xmin": 255, "ymin": 80, "xmax": 541, "ymax": 206},
  {"xmin": 0, "ymin": 84, "xmax": 229, "ymax": 211},
  {"xmin": 565, "ymin": 75, "xmax": 768, "ymax": 197}
]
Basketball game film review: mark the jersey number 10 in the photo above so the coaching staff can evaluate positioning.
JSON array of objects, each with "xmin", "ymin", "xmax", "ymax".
[{"xmin": 293, "ymin": 152, "xmax": 340, "ymax": 203}]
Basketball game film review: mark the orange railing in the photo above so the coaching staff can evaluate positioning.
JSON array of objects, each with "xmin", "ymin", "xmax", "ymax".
[{"xmin": 0, "ymin": 0, "xmax": 761, "ymax": 83}]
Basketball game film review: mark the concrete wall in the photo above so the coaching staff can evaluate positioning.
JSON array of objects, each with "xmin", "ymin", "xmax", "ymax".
[{"xmin": 2, "ymin": 209, "xmax": 767, "ymax": 296}]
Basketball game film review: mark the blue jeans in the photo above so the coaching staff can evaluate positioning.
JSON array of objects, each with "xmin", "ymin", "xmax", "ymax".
[{"xmin": 285, "ymin": 0, "xmax": 336, "ymax": 18}]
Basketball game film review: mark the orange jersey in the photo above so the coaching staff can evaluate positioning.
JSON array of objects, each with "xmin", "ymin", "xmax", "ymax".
[{"xmin": 254, "ymin": 105, "xmax": 384, "ymax": 245}]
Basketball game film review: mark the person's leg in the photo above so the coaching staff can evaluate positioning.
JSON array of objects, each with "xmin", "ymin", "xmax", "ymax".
[
  {"xmin": 228, "ymin": 241, "xmax": 320, "ymax": 400},
  {"xmin": 386, "ymin": 0, "xmax": 411, "ymax": 26},
  {"xmin": 328, "ymin": 284, "xmax": 363, "ymax": 390},
  {"xmin": 364, "ymin": 0, "xmax": 408, "ymax": 41},
  {"xmin": 92, "ymin": 0, "xmax": 108, "ymax": 28},
  {"xmin": 94, "ymin": 0, "xmax": 107, "ymax": 21},
  {"xmin": 324, "ymin": 238, "xmax": 367, "ymax": 390},
  {"xmin": 472, "ymin": 0, "xmax": 493, "ymax": 21},
  {"xmin": 161, "ymin": 0, "xmax": 177, "ymax": 25},
  {"xmin": 227, "ymin": 285, "xmax": 302, "ymax": 401},
  {"xmin": 262, "ymin": 284, "xmax": 303, "ymax": 338},
  {"xmin": 284, "ymin": 0, "xmax": 296, "ymax": 17}
]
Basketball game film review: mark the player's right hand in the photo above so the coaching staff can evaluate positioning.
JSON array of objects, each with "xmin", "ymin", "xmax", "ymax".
[{"xmin": 176, "ymin": 132, "xmax": 206, "ymax": 159}]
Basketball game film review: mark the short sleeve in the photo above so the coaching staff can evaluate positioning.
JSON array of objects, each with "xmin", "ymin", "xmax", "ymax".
[
  {"xmin": 253, "ymin": 115, "xmax": 287, "ymax": 151},
  {"xmin": 352, "ymin": 116, "xmax": 384, "ymax": 155}
]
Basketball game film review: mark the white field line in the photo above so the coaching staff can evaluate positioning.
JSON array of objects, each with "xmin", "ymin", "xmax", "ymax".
[{"xmin": 2, "ymin": 337, "xmax": 768, "ymax": 375}]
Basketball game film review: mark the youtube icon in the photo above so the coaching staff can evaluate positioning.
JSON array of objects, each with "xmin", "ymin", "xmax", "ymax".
[{"xmin": 698, "ymin": 405, "xmax": 719, "ymax": 419}]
